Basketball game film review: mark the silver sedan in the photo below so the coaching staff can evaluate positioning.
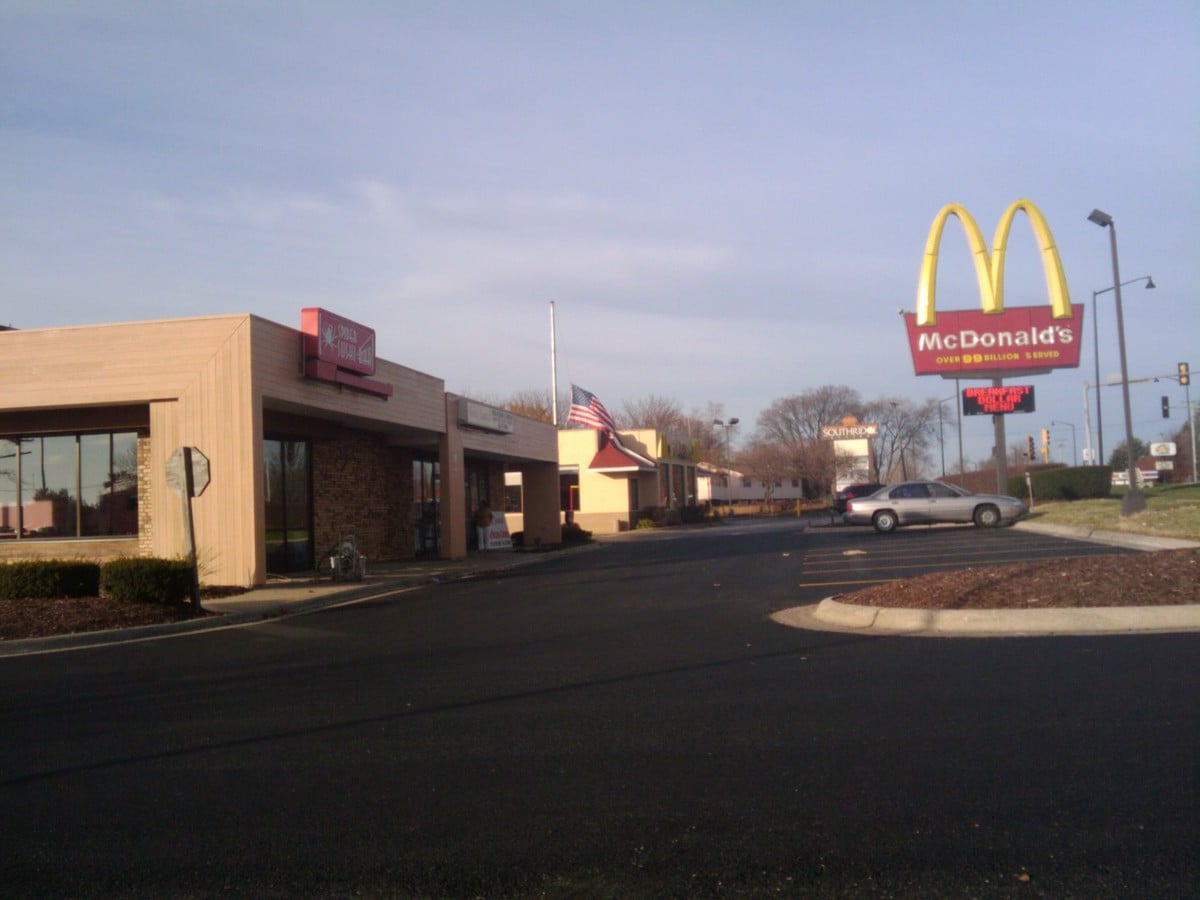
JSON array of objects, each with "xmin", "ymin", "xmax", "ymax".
[{"xmin": 842, "ymin": 480, "xmax": 1028, "ymax": 533}]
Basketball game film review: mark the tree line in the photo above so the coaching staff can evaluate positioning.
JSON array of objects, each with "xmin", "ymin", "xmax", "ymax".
[
  {"xmin": 497, "ymin": 385, "xmax": 951, "ymax": 499},
  {"xmin": 498, "ymin": 386, "xmax": 1200, "ymax": 494}
]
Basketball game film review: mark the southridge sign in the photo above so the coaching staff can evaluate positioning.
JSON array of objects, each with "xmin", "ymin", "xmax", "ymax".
[{"xmin": 905, "ymin": 199, "xmax": 1082, "ymax": 379}]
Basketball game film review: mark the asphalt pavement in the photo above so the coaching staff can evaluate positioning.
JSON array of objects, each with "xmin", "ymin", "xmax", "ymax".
[{"xmin": 2, "ymin": 516, "xmax": 1197, "ymax": 657}]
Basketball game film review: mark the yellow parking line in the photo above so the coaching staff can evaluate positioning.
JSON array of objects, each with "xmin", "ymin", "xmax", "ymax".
[
  {"xmin": 800, "ymin": 550, "xmax": 1107, "ymax": 577},
  {"xmin": 802, "ymin": 545, "xmax": 1101, "ymax": 565},
  {"xmin": 798, "ymin": 578, "xmax": 900, "ymax": 588}
]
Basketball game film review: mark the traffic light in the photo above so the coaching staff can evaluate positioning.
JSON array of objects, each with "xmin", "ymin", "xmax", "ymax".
[
  {"xmin": 1180, "ymin": 362, "xmax": 1190, "ymax": 387},
  {"xmin": 1040, "ymin": 427, "xmax": 1050, "ymax": 460},
  {"xmin": 1162, "ymin": 396, "xmax": 1170, "ymax": 418},
  {"xmin": 1027, "ymin": 435, "xmax": 1035, "ymax": 461}
]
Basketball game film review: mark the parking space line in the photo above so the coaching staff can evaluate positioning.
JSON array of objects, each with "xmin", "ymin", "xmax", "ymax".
[{"xmin": 798, "ymin": 578, "xmax": 899, "ymax": 588}]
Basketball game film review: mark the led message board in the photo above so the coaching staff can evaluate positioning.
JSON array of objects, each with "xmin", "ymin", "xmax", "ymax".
[{"xmin": 962, "ymin": 385, "xmax": 1035, "ymax": 416}]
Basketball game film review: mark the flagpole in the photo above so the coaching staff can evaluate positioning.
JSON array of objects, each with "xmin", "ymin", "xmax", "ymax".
[{"xmin": 550, "ymin": 301, "xmax": 559, "ymax": 426}]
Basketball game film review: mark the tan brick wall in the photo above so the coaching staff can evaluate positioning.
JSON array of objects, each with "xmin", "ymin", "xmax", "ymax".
[
  {"xmin": 312, "ymin": 433, "xmax": 414, "ymax": 563},
  {"xmin": 137, "ymin": 432, "xmax": 153, "ymax": 556}
]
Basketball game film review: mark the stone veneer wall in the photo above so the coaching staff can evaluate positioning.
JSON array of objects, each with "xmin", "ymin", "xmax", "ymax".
[{"xmin": 312, "ymin": 433, "xmax": 414, "ymax": 563}]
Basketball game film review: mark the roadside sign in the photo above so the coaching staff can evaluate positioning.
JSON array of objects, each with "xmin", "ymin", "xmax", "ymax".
[
  {"xmin": 165, "ymin": 446, "xmax": 209, "ymax": 611},
  {"xmin": 1150, "ymin": 442, "xmax": 1177, "ymax": 457},
  {"xmin": 166, "ymin": 447, "xmax": 210, "ymax": 497}
]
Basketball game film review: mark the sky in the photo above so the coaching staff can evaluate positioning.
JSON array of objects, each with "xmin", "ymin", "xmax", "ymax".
[{"xmin": 3, "ymin": 1, "xmax": 1198, "ymax": 470}]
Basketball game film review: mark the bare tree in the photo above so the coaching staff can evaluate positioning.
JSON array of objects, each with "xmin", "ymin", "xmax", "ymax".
[
  {"xmin": 495, "ymin": 389, "xmax": 572, "ymax": 425},
  {"xmin": 864, "ymin": 397, "xmax": 942, "ymax": 481},
  {"xmin": 755, "ymin": 385, "xmax": 864, "ymax": 495},
  {"xmin": 501, "ymin": 389, "xmax": 555, "ymax": 424},
  {"xmin": 618, "ymin": 395, "xmax": 685, "ymax": 433},
  {"xmin": 737, "ymin": 437, "xmax": 790, "ymax": 504}
]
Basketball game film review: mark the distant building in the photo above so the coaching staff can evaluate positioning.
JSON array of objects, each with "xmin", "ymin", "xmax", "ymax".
[
  {"xmin": 557, "ymin": 428, "xmax": 699, "ymax": 533},
  {"xmin": 698, "ymin": 465, "xmax": 807, "ymax": 506}
]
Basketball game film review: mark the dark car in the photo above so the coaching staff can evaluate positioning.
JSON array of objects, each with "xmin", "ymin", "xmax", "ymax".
[{"xmin": 834, "ymin": 482, "xmax": 885, "ymax": 514}]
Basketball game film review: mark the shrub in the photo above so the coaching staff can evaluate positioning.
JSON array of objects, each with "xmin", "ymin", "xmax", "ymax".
[
  {"xmin": 561, "ymin": 522, "xmax": 593, "ymax": 544},
  {"xmin": 100, "ymin": 557, "xmax": 194, "ymax": 605},
  {"xmin": 1008, "ymin": 466, "xmax": 1112, "ymax": 502},
  {"xmin": 0, "ymin": 560, "xmax": 101, "ymax": 600},
  {"xmin": 636, "ymin": 518, "xmax": 657, "ymax": 529},
  {"xmin": 635, "ymin": 506, "xmax": 656, "ymax": 525}
]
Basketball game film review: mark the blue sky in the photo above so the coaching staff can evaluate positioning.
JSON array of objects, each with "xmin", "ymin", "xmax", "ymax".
[{"xmin": 3, "ymin": 2, "xmax": 1197, "ymax": 468}]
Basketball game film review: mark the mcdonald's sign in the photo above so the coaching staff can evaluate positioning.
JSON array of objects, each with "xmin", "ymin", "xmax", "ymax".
[{"xmin": 905, "ymin": 199, "xmax": 1084, "ymax": 378}]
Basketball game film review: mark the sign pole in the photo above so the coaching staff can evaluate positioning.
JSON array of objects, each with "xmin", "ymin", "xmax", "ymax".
[
  {"xmin": 955, "ymin": 379, "xmax": 965, "ymax": 486},
  {"xmin": 993, "ymin": 378, "xmax": 1008, "ymax": 494},
  {"xmin": 181, "ymin": 447, "xmax": 202, "ymax": 611}
]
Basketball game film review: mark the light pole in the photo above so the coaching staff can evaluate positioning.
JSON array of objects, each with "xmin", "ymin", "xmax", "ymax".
[
  {"xmin": 937, "ymin": 391, "xmax": 960, "ymax": 479},
  {"xmin": 1088, "ymin": 208, "xmax": 1145, "ymax": 515},
  {"xmin": 1091, "ymin": 276, "xmax": 1154, "ymax": 466},
  {"xmin": 1051, "ymin": 420, "xmax": 1077, "ymax": 466},
  {"xmin": 713, "ymin": 417, "xmax": 738, "ymax": 513}
]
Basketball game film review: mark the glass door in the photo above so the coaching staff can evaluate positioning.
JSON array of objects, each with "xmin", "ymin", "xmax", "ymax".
[
  {"xmin": 412, "ymin": 456, "xmax": 439, "ymax": 555},
  {"xmin": 264, "ymin": 438, "xmax": 312, "ymax": 572}
]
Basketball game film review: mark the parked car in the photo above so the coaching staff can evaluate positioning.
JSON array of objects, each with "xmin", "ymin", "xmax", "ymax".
[
  {"xmin": 833, "ymin": 482, "xmax": 885, "ymax": 514},
  {"xmin": 843, "ymin": 480, "xmax": 1028, "ymax": 533}
]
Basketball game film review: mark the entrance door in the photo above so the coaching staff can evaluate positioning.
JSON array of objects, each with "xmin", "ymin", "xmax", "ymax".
[
  {"xmin": 465, "ymin": 461, "xmax": 491, "ymax": 550},
  {"xmin": 412, "ymin": 457, "xmax": 439, "ymax": 556},
  {"xmin": 264, "ymin": 438, "xmax": 312, "ymax": 573}
]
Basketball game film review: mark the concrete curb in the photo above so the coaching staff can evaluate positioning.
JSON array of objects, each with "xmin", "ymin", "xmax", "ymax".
[
  {"xmin": 769, "ymin": 521, "xmax": 1200, "ymax": 637},
  {"xmin": 1014, "ymin": 519, "xmax": 1200, "ymax": 550},
  {"xmin": 775, "ymin": 597, "xmax": 1200, "ymax": 637}
]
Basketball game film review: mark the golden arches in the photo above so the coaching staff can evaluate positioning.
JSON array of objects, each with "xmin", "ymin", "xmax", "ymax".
[{"xmin": 916, "ymin": 198, "xmax": 1072, "ymax": 327}]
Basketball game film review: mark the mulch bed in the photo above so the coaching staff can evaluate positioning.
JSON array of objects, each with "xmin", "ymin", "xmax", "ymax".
[{"xmin": 840, "ymin": 548, "xmax": 1200, "ymax": 609}]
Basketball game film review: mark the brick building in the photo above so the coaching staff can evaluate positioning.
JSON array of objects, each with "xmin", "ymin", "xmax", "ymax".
[{"xmin": 0, "ymin": 312, "xmax": 560, "ymax": 586}]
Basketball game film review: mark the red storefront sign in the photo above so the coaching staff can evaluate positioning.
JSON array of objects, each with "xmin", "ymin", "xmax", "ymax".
[
  {"xmin": 904, "ymin": 305, "xmax": 1084, "ymax": 378},
  {"xmin": 300, "ymin": 308, "xmax": 392, "ymax": 397},
  {"xmin": 302, "ymin": 308, "xmax": 377, "ymax": 375}
]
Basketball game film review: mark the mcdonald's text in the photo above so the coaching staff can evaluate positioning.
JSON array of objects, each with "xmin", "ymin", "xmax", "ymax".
[{"xmin": 905, "ymin": 305, "xmax": 1083, "ymax": 377}]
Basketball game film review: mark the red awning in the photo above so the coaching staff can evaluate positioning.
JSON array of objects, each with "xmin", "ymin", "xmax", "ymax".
[{"xmin": 588, "ymin": 436, "xmax": 657, "ymax": 473}]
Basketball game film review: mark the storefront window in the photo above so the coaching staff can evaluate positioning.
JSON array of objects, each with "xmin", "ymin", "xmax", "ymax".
[
  {"xmin": 0, "ymin": 439, "xmax": 18, "ymax": 538},
  {"xmin": 412, "ymin": 457, "xmax": 439, "ymax": 555},
  {"xmin": 264, "ymin": 438, "xmax": 312, "ymax": 572},
  {"xmin": 0, "ymin": 432, "xmax": 138, "ymax": 539},
  {"xmin": 81, "ymin": 432, "xmax": 138, "ymax": 536}
]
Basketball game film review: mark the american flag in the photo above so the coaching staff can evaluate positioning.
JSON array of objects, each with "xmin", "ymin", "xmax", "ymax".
[{"xmin": 567, "ymin": 384, "xmax": 617, "ymax": 434}]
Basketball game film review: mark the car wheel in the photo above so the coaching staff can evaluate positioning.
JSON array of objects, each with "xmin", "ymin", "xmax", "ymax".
[
  {"xmin": 872, "ymin": 510, "xmax": 898, "ymax": 533},
  {"xmin": 974, "ymin": 504, "xmax": 1001, "ymax": 528}
]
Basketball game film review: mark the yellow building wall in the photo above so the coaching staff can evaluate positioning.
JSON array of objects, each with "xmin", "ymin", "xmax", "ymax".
[{"xmin": 558, "ymin": 429, "xmax": 640, "ymax": 534}]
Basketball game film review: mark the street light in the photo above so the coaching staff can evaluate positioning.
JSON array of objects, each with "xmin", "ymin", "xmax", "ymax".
[
  {"xmin": 1091, "ymin": 275, "xmax": 1154, "ymax": 466},
  {"xmin": 712, "ymin": 417, "xmax": 739, "ymax": 512},
  {"xmin": 1051, "ymin": 420, "xmax": 1077, "ymax": 466},
  {"xmin": 1088, "ymin": 208, "xmax": 1145, "ymax": 515},
  {"xmin": 889, "ymin": 402, "xmax": 909, "ymax": 480},
  {"xmin": 937, "ymin": 389, "xmax": 962, "ymax": 481}
]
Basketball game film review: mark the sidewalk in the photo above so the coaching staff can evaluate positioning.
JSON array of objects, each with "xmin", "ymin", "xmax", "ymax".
[
  {"xmin": 5, "ymin": 519, "xmax": 1197, "ymax": 655},
  {"xmin": 0, "ymin": 544, "xmax": 603, "ymax": 657}
]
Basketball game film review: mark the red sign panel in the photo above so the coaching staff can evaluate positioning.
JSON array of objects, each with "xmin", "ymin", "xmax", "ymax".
[
  {"xmin": 962, "ymin": 385, "xmax": 1035, "ymax": 416},
  {"xmin": 301, "ymin": 308, "xmax": 377, "ymax": 376},
  {"xmin": 904, "ymin": 305, "xmax": 1084, "ymax": 378}
]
